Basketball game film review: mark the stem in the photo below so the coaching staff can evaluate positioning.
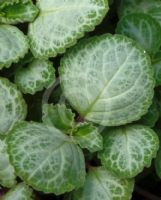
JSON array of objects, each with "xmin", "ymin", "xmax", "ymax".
[{"xmin": 135, "ymin": 185, "xmax": 161, "ymax": 200}]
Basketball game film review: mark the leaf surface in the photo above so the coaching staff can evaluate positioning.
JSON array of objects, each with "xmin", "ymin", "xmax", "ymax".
[
  {"xmin": 1, "ymin": 183, "xmax": 33, "ymax": 200},
  {"xmin": 42, "ymin": 104, "xmax": 75, "ymax": 133},
  {"xmin": 0, "ymin": 1, "xmax": 39, "ymax": 24},
  {"xmin": 73, "ymin": 123, "xmax": 103, "ymax": 152},
  {"xmin": 98, "ymin": 125, "xmax": 159, "ymax": 178},
  {"xmin": 7, "ymin": 122, "xmax": 86, "ymax": 195},
  {"xmin": 0, "ymin": 138, "xmax": 16, "ymax": 188},
  {"xmin": 68, "ymin": 167, "xmax": 134, "ymax": 200},
  {"xmin": 0, "ymin": 25, "xmax": 28, "ymax": 69},
  {"xmin": 28, "ymin": 0, "xmax": 108, "ymax": 57},
  {"xmin": 0, "ymin": 77, "xmax": 27, "ymax": 134},
  {"xmin": 116, "ymin": 13, "xmax": 161, "ymax": 55},
  {"xmin": 15, "ymin": 59, "xmax": 55, "ymax": 94},
  {"xmin": 60, "ymin": 34, "xmax": 154, "ymax": 126}
]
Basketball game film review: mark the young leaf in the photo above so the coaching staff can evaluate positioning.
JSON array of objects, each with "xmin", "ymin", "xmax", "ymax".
[
  {"xmin": 42, "ymin": 104, "xmax": 75, "ymax": 133},
  {"xmin": 0, "ymin": 1, "xmax": 39, "ymax": 24},
  {"xmin": 73, "ymin": 123, "xmax": 103, "ymax": 153},
  {"xmin": 0, "ymin": 25, "xmax": 28, "ymax": 69},
  {"xmin": 139, "ymin": 98, "xmax": 159, "ymax": 127},
  {"xmin": 116, "ymin": 13, "xmax": 161, "ymax": 55},
  {"xmin": 0, "ymin": 138, "xmax": 16, "ymax": 188},
  {"xmin": 1, "ymin": 182, "xmax": 33, "ymax": 200},
  {"xmin": 98, "ymin": 125, "xmax": 159, "ymax": 178},
  {"xmin": 60, "ymin": 34, "xmax": 154, "ymax": 126},
  {"xmin": 14, "ymin": 59, "xmax": 55, "ymax": 94},
  {"xmin": 7, "ymin": 122, "xmax": 86, "ymax": 195},
  {"xmin": 0, "ymin": 77, "xmax": 27, "ymax": 134},
  {"xmin": 67, "ymin": 167, "xmax": 134, "ymax": 200},
  {"xmin": 28, "ymin": 0, "xmax": 108, "ymax": 58},
  {"xmin": 117, "ymin": 0, "xmax": 161, "ymax": 26}
]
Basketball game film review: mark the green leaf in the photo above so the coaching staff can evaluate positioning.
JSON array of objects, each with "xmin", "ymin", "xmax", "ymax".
[
  {"xmin": 67, "ymin": 167, "xmax": 134, "ymax": 200},
  {"xmin": 1, "ymin": 182, "xmax": 33, "ymax": 200},
  {"xmin": 0, "ymin": 77, "xmax": 27, "ymax": 134},
  {"xmin": 116, "ymin": 13, "xmax": 161, "ymax": 55},
  {"xmin": 0, "ymin": 0, "xmax": 28, "ymax": 9},
  {"xmin": 28, "ymin": 0, "xmax": 108, "ymax": 58},
  {"xmin": 73, "ymin": 123, "xmax": 103, "ymax": 153},
  {"xmin": 0, "ymin": 1, "xmax": 39, "ymax": 24},
  {"xmin": 139, "ymin": 98, "xmax": 159, "ymax": 127},
  {"xmin": 155, "ymin": 142, "xmax": 161, "ymax": 179},
  {"xmin": 7, "ymin": 122, "xmax": 86, "ymax": 195},
  {"xmin": 154, "ymin": 61, "xmax": 161, "ymax": 87},
  {"xmin": 98, "ymin": 125, "xmax": 159, "ymax": 178},
  {"xmin": 0, "ymin": 25, "xmax": 28, "ymax": 69},
  {"xmin": 117, "ymin": 0, "xmax": 161, "ymax": 26},
  {"xmin": 59, "ymin": 34, "xmax": 154, "ymax": 126},
  {"xmin": 0, "ymin": 138, "xmax": 16, "ymax": 188},
  {"xmin": 14, "ymin": 59, "xmax": 55, "ymax": 94},
  {"xmin": 42, "ymin": 104, "xmax": 75, "ymax": 133}
]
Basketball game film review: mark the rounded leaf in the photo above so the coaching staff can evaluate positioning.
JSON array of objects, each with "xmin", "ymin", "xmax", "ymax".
[
  {"xmin": 28, "ymin": 0, "xmax": 108, "ymax": 58},
  {"xmin": 117, "ymin": 0, "xmax": 161, "ymax": 26},
  {"xmin": 98, "ymin": 125, "xmax": 159, "ymax": 178},
  {"xmin": 0, "ymin": 25, "xmax": 28, "ymax": 69},
  {"xmin": 60, "ymin": 34, "xmax": 154, "ymax": 126},
  {"xmin": 116, "ymin": 13, "xmax": 161, "ymax": 55},
  {"xmin": 7, "ymin": 122, "xmax": 86, "ymax": 195},
  {"xmin": 69, "ymin": 167, "xmax": 134, "ymax": 200},
  {"xmin": 0, "ymin": 77, "xmax": 27, "ymax": 134},
  {"xmin": 1, "ymin": 182, "xmax": 33, "ymax": 200},
  {"xmin": 15, "ymin": 59, "xmax": 55, "ymax": 94}
]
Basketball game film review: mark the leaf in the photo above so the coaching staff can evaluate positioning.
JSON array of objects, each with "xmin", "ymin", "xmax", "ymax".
[
  {"xmin": 98, "ymin": 125, "xmax": 159, "ymax": 178},
  {"xmin": 59, "ymin": 34, "xmax": 154, "ymax": 126},
  {"xmin": 0, "ymin": 138, "xmax": 16, "ymax": 188},
  {"xmin": 1, "ymin": 182, "xmax": 33, "ymax": 200},
  {"xmin": 0, "ymin": 25, "xmax": 28, "ymax": 69},
  {"xmin": 0, "ymin": 77, "xmax": 27, "ymax": 134},
  {"xmin": 117, "ymin": 0, "xmax": 161, "ymax": 26},
  {"xmin": 0, "ymin": 0, "xmax": 28, "ymax": 9},
  {"xmin": 42, "ymin": 104, "xmax": 75, "ymax": 133},
  {"xmin": 7, "ymin": 121, "xmax": 86, "ymax": 195},
  {"xmin": 28, "ymin": 0, "xmax": 108, "ymax": 58},
  {"xmin": 15, "ymin": 59, "xmax": 55, "ymax": 94},
  {"xmin": 67, "ymin": 167, "xmax": 134, "ymax": 200},
  {"xmin": 116, "ymin": 13, "xmax": 161, "ymax": 55},
  {"xmin": 73, "ymin": 123, "xmax": 103, "ymax": 153},
  {"xmin": 154, "ymin": 61, "xmax": 161, "ymax": 87},
  {"xmin": 139, "ymin": 98, "xmax": 159, "ymax": 127},
  {"xmin": 155, "ymin": 130, "xmax": 161, "ymax": 178},
  {"xmin": 0, "ymin": 1, "xmax": 39, "ymax": 24}
]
